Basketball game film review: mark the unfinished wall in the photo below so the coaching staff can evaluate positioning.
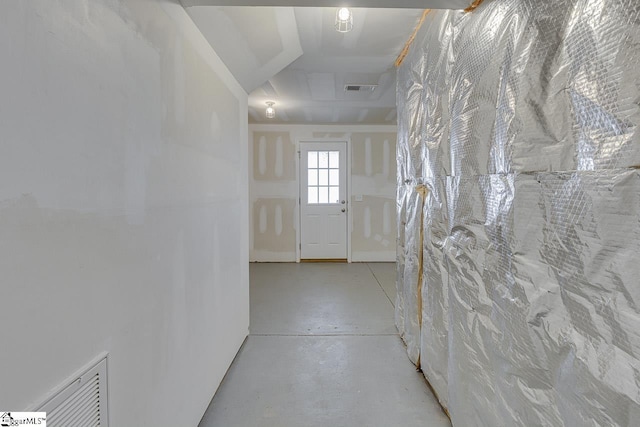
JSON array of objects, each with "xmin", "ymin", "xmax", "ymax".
[
  {"xmin": 351, "ymin": 132, "xmax": 397, "ymax": 261},
  {"xmin": 249, "ymin": 125, "xmax": 397, "ymax": 262},
  {"xmin": 397, "ymin": 1, "xmax": 640, "ymax": 425},
  {"xmin": 251, "ymin": 130, "xmax": 298, "ymax": 261},
  {"xmin": 0, "ymin": 1, "xmax": 249, "ymax": 426}
]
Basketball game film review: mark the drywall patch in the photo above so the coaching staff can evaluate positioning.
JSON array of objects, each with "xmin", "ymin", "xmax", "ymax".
[
  {"xmin": 259, "ymin": 205, "xmax": 267, "ymax": 234},
  {"xmin": 383, "ymin": 139, "xmax": 390, "ymax": 178},
  {"xmin": 259, "ymin": 136, "xmax": 267, "ymax": 176},
  {"xmin": 351, "ymin": 133, "xmax": 397, "ymax": 181},
  {"xmin": 253, "ymin": 132, "xmax": 295, "ymax": 181},
  {"xmin": 275, "ymin": 136, "xmax": 284, "ymax": 178},
  {"xmin": 365, "ymin": 137, "xmax": 373, "ymax": 177},
  {"xmin": 253, "ymin": 198, "xmax": 296, "ymax": 252},
  {"xmin": 275, "ymin": 204, "xmax": 283, "ymax": 236},
  {"xmin": 383, "ymin": 201, "xmax": 392, "ymax": 235},
  {"xmin": 364, "ymin": 206, "xmax": 372, "ymax": 238},
  {"xmin": 351, "ymin": 195, "xmax": 397, "ymax": 252}
]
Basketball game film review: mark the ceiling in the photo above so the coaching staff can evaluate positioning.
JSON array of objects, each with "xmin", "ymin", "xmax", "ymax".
[
  {"xmin": 183, "ymin": 0, "xmax": 468, "ymax": 7},
  {"xmin": 183, "ymin": 1, "xmax": 471, "ymax": 125}
]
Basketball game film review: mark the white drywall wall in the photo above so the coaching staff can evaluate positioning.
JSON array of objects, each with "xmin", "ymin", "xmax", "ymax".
[
  {"xmin": 0, "ymin": 1, "xmax": 249, "ymax": 426},
  {"xmin": 249, "ymin": 124, "xmax": 396, "ymax": 262}
]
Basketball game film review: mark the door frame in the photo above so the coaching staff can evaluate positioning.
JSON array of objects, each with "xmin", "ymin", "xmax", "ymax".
[{"xmin": 296, "ymin": 138, "xmax": 352, "ymax": 263}]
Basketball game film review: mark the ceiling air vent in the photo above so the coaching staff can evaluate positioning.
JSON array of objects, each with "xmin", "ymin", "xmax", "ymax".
[{"xmin": 344, "ymin": 84, "xmax": 378, "ymax": 92}]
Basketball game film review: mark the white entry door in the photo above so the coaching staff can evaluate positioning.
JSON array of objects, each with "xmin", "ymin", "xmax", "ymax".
[{"xmin": 300, "ymin": 142, "xmax": 348, "ymax": 260}]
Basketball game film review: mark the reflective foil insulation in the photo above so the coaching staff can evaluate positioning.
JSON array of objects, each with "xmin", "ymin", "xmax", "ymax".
[{"xmin": 395, "ymin": 1, "xmax": 640, "ymax": 425}]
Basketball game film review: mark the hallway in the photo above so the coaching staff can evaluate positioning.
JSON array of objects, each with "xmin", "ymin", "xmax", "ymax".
[{"xmin": 199, "ymin": 263, "xmax": 451, "ymax": 427}]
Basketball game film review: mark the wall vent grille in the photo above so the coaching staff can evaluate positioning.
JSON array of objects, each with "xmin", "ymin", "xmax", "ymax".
[
  {"xmin": 344, "ymin": 84, "xmax": 378, "ymax": 92},
  {"xmin": 37, "ymin": 355, "xmax": 109, "ymax": 427}
]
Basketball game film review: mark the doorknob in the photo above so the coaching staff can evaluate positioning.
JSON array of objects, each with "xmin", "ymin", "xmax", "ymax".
[
  {"xmin": 341, "ymin": 200, "xmax": 346, "ymax": 204},
  {"xmin": 341, "ymin": 208, "xmax": 346, "ymax": 213}
]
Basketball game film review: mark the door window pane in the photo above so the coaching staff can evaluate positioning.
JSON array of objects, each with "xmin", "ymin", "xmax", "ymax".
[
  {"xmin": 318, "ymin": 187, "xmax": 329, "ymax": 204},
  {"xmin": 318, "ymin": 169, "xmax": 329, "ymax": 186},
  {"xmin": 306, "ymin": 149, "xmax": 341, "ymax": 205},
  {"xmin": 308, "ymin": 152, "xmax": 318, "ymax": 168},
  {"xmin": 308, "ymin": 187, "xmax": 318, "ymax": 204},
  {"xmin": 319, "ymin": 151, "xmax": 329, "ymax": 168},
  {"xmin": 329, "ymin": 151, "xmax": 339, "ymax": 169},
  {"xmin": 308, "ymin": 169, "xmax": 318, "ymax": 186},
  {"xmin": 329, "ymin": 187, "xmax": 340, "ymax": 204},
  {"xmin": 329, "ymin": 169, "xmax": 339, "ymax": 186}
]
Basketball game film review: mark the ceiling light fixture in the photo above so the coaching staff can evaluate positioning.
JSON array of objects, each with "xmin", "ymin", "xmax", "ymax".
[
  {"xmin": 265, "ymin": 102, "xmax": 276, "ymax": 119},
  {"xmin": 335, "ymin": 7, "xmax": 353, "ymax": 33}
]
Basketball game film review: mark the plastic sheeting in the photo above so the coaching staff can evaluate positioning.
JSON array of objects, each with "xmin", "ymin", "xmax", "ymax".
[{"xmin": 395, "ymin": 0, "xmax": 640, "ymax": 425}]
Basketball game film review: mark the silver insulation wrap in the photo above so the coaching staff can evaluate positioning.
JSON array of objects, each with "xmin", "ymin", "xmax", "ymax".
[{"xmin": 395, "ymin": 1, "xmax": 640, "ymax": 425}]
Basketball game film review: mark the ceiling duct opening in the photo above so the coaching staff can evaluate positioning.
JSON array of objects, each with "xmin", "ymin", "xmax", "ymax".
[{"xmin": 344, "ymin": 84, "xmax": 378, "ymax": 92}]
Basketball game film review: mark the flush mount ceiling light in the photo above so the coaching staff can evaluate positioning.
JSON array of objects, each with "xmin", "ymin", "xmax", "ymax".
[
  {"xmin": 265, "ymin": 102, "xmax": 276, "ymax": 119},
  {"xmin": 335, "ymin": 7, "xmax": 353, "ymax": 33}
]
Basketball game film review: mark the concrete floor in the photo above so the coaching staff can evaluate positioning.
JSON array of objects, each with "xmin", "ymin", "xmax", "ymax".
[{"xmin": 199, "ymin": 263, "xmax": 451, "ymax": 427}]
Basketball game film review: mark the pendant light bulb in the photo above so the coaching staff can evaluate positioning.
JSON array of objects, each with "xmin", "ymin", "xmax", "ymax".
[
  {"xmin": 265, "ymin": 102, "xmax": 276, "ymax": 119},
  {"xmin": 338, "ymin": 8, "xmax": 351, "ymax": 21},
  {"xmin": 335, "ymin": 7, "xmax": 353, "ymax": 33}
]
